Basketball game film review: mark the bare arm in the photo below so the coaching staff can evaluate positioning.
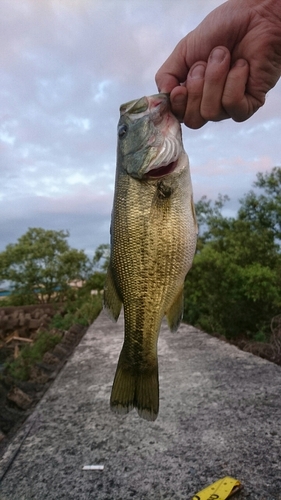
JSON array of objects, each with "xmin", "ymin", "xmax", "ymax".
[{"xmin": 155, "ymin": 0, "xmax": 281, "ymax": 129}]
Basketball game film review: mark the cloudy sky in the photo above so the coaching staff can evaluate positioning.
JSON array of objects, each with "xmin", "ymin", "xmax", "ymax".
[{"xmin": 1, "ymin": 0, "xmax": 281, "ymax": 257}]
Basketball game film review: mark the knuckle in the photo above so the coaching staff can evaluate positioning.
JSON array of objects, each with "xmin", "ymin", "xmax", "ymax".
[
  {"xmin": 184, "ymin": 114, "xmax": 206, "ymax": 129},
  {"xmin": 222, "ymin": 87, "xmax": 238, "ymax": 108},
  {"xmin": 201, "ymin": 106, "xmax": 221, "ymax": 121},
  {"xmin": 223, "ymin": 102, "xmax": 248, "ymax": 122}
]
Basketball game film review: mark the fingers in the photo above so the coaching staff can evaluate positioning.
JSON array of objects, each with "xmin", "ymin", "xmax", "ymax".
[
  {"xmin": 200, "ymin": 47, "xmax": 231, "ymax": 122},
  {"xmin": 162, "ymin": 46, "xmax": 254, "ymax": 128},
  {"xmin": 222, "ymin": 59, "xmax": 254, "ymax": 121},
  {"xmin": 180, "ymin": 63, "xmax": 207, "ymax": 129},
  {"xmin": 180, "ymin": 47, "xmax": 230, "ymax": 129},
  {"xmin": 168, "ymin": 46, "xmax": 231, "ymax": 128},
  {"xmin": 169, "ymin": 86, "xmax": 188, "ymax": 122}
]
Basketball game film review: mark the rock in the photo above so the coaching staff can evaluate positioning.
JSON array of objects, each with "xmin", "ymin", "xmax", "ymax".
[
  {"xmin": 24, "ymin": 313, "xmax": 31, "ymax": 328},
  {"xmin": 7, "ymin": 387, "xmax": 33, "ymax": 410},
  {"xmin": 52, "ymin": 344, "xmax": 69, "ymax": 359},
  {"xmin": 69, "ymin": 324, "xmax": 85, "ymax": 335},
  {"xmin": 29, "ymin": 319, "xmax": 40, "ymax": 330},
  {"xmin": 63, "ymin": 331, "xmax": 77, "ymax": 345},
  {"xmin": 0, "ymin": 404, "xmax": 24, "ymax": 434},
  {"xmin": 39, "ymin": 316, "xmax": 49, "ymax": 328},
  {"xmin": 0, "ymin": 315, "xmax": 8, "ymax": 329},
  {"xmin": 18, "ymin": 312, "xmax": 25, "ymax": 327},
  {"xmin": 11, "ymin": 311, "xmax": 19, "ymax": 322},
  {"xmin": 0, "ymin": 430, "xmax": 5, "ymax": 442},
  {"xmin": 6, "ymin": 318, "xmax": 17, "ymax": 331},
  {"xmin": 42, "ymin": 352, "xmax": 60, "ymax": 365},
  {"xmin": 29, "ymin": 366, "xmax": 49, "ymax": 384}
]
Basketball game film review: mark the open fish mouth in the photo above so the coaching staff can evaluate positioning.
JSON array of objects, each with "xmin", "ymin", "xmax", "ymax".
[
  {"xmin": 145, "ymin": 160, "xmax": 178, "ymax": 179},
  {"xmin": 143, "ymin": 104, "xmax": 183, "ymax": 179}
]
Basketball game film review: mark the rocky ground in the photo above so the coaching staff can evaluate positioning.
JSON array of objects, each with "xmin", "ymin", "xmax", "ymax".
[{"xmin": 0, "ymin": 323, "xmax": 87, "ymax": 457}]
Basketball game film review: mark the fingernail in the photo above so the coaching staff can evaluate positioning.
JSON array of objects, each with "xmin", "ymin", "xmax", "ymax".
[
  {"xmin": 210, "ymin": 47, "xmax": 226, "ymax": 63},
  {"xmin": 189, "ymin": 64, "xmax": 205, "ymax": 79}
]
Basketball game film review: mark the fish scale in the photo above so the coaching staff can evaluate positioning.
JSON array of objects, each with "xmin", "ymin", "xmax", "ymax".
[{"xmin": 104, "ymin": 93, "xmax": 198, "ymax": 421}]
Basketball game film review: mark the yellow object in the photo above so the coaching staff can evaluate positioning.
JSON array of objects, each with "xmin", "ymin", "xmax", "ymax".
[{"xmin": 192, "ymin": 476, "xmax": 242, "ymax": 500}]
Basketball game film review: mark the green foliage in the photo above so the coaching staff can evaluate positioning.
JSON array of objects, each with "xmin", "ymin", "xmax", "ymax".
[
  {"xmin": 81, "ymin": 242, "xmax": 110, "ymax": 295},
  {"xmin": 0, "ymin": 292, "xmax": 36, "ymax": 306},
  {"xmin": 51, "ymin": 294, "xmax": 102, "ymax": 329},
  {"xmin": 184, "ymin": 167, "xmax": 281, "ymax": 340},
  {"xmin": 93, "ymin": 243, "xmax": 110, "ymax": 271},
  {"xmin": 0, "ymin": 296, "xmax": 19, "ymax": 307},
  {"xmin": 5, "ymin": 289, "xmax": 102, "ymax": 381},
  {"xmin": 50, "ymin": 312, "xmax": 77, "ymax": 331},
  {"xmin": 72, "ymin": 294, "xmax": 103, "ymax": 326},
  {"xmin": 6, "ymin": 330, "xmax": 62, "ymax": 381},
  {"xmin": 0, "ymin": 228, "xmax": 92, "ymax": 303},
  {"xmin": 253, "ymin": 331, "xmax": 268, "ymax": 343},
  {"xmin": 82, "ymin": 271, "xmax": 106, "ymax": 292},
  {"xmin": 1, "ymin": 234, "xmax": 105, "ymax": 381},
  {"xmin": 238, "ymin": 166, "xmax": 281, "ymax": 243}
]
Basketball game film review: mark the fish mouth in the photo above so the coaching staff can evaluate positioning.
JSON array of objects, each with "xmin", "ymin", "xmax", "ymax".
[
  {"xmin": 145, "ymin": 160, "xmax": 178, "ymax": 179},
  {"xmin": 120, "ymin": 93, "xmax": 169, "ymax": 117}
]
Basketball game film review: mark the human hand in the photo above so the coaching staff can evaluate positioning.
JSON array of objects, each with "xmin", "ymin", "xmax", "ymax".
[{"xmin": 155, "ymin": 0, "xmax": 281, "ymax": 129}]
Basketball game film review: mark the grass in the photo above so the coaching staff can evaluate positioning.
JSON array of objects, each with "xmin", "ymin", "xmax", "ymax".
[
  {"xmin": 5, "ymin": 293, "xmax": 103, "ymax": 381},
  {"xmin": 50, "ymin": 293, "xmax": 103, "ymax": 330},
  {"xmin": 6, "ymin": 330, "xmax": 62, "ymax": 381}
]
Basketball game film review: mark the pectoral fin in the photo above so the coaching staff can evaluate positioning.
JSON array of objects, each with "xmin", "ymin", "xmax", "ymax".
[
  {"xmin": 166, "ymin": 286, "xmax": 184, "ymax": 332},
  {"xmin": 103, "ymin": 266, "xmax": 122, "ymax": 321}
]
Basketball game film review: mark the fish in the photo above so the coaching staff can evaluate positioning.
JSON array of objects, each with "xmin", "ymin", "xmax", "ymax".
[{"xmin": 103, "ymin": 93, "xmax": 197, "ymax": 421}]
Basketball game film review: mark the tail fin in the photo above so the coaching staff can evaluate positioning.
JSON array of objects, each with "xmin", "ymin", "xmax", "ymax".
[{"xmin": 110, "ymin": 353, "xmax": 159, "ymax": 422}]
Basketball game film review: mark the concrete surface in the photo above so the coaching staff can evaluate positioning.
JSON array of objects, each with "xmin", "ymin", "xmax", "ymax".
[{"xmin": 0, "ymin": 310, "xmax": 281, "ymax": 500}]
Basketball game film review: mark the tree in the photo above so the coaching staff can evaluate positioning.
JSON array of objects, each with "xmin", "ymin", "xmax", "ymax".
[
  {"xmin": 0, "ymin": 228, "xmax": 92, "ymax": 303},
  {"xmin": 93, "ymin": 243, "xmax": 110, "ymax": 271},
  {"xmin": 82, "ymin": 243, "xmax": 111, "ymax": 292},
  {"xmin": 184, "ymin": 168, "xmax": 281, "ymax": 340},
  {"xmin": 238, "ymin": 166, "xmax": 281, "ymax": 244}
]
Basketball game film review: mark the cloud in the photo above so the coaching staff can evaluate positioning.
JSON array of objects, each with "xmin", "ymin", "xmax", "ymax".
[{"xmin": 0, "ymin": 0, "xmax": 280, "ymax": 256}]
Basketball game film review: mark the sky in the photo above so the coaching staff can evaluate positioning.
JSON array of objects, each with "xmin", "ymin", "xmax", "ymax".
[{"xmin": 1, "ymin": 0, "xmax": 281, "ymax": 258}]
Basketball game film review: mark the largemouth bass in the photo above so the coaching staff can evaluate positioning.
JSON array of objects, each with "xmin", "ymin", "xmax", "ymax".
[{"xmin": 104, "ymin": 93, "xmax": 197, "ymax": 421}]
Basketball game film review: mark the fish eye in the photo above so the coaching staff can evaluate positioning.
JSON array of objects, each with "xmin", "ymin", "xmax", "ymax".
[{"xmin": 118, "ymin": 124, "xmax": 128, "ymax": 139}]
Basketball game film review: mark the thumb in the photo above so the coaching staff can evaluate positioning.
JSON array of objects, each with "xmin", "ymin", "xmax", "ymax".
[
  {"xmin": 155, "ymin": 41, "xmax": 190, "ymax": 93},
  {"xmin": 155, "ymin": 71, "xmax": 180, "ymax": 94}
]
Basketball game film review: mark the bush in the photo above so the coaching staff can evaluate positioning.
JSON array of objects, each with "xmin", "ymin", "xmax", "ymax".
[
  {"xmin": 183, "ymin": 168, "xmax": 281, "ymax": 340},
  {"xmin": 51, "ymin": 293, "xmax": 103, "ymax": 330},
  {"xmin": 6, "ymin": 330, "xmax": 62, "ymax": 381}
]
